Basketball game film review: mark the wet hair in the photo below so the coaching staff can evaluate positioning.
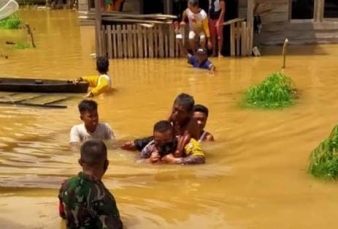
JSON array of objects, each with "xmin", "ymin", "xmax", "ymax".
[
  {"xmin": 188, "ymin": 0, "xmax": 199, "ymax": 7},
  {"xmin": 80, "ymin": 140, "xmax": 107, "ymax": 166},
  {"xmin": 174, "ymin": 93, "xmax": 195, "ymax": 112},
  {"xmin": 96, "ymin": 56, "xmax": 109, "ymax": 74},
  {"xmin": 78, "ymin": 99, "xmax": 97, "ymax": 113},
  {"xmin": 153, "ymin": 120, "xmax": 174, "ymax": 134},
  {"xmin": 194, "ymin": 104, "xmax": 209, "ymax": 117}
]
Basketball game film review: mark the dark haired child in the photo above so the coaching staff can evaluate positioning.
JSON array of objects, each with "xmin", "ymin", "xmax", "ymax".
[
  {"xmin": 70, "ymin": 99, "xmax": 115, "ymax": 145},
  {"xmin": 193, "ymin": 104, "xmax": 214, "ymax": 142},
  {"xmin": 140, "ymin": 120, "xmax": 205, "ymax": 165},
  {"xmin": 73, "ymin": 56, "xmax": 112, "ymax": 98}
]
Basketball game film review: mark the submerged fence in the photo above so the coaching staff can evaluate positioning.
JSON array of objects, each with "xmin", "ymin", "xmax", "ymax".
[{"xmin": 100, "ymin": 24, "xmax": 181, "ymax": 59}]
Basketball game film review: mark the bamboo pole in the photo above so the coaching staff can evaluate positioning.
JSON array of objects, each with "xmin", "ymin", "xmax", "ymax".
[
  {"xmin": 94, "ymin": 0, "xmax": 102, "ymax": 57},
  {"xmin": 25, "ymin": 24, "xmax": 36, "ymax": 48},
  {"xmin": 281, "ymin": 38, "xmax": 289, "ymax": 69}
]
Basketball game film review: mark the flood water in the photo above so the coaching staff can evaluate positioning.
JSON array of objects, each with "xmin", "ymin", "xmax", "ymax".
[{"xmin": 1, "ymin": 10, "xmax": 338, "ymax": 229}]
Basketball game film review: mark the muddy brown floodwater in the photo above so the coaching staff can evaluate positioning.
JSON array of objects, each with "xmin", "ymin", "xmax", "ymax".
[{"xmin": 1, "ymin": 9, "xmax": 338, "ymax": 229}]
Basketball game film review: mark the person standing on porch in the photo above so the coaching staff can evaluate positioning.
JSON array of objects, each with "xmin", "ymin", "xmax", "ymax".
[{"xmin": 208, "ymin": 0, "xmax": 225, "ymax": 57}]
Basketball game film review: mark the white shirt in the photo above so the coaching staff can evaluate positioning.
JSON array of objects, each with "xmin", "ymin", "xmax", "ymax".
[
  {"xmin": 186, "ymin": 8, "xmax": 208, "ymax": 32},
  {"xmin": 98, "ymin": 74, "xmax": 112, "ymax": 88},
  {"xmin": 69, "ymin": 123, "xmax": 115, "ymax": 143}
]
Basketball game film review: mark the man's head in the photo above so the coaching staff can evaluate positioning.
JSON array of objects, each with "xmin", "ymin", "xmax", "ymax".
[
  {"xmin": 195, "ymin": 48, "xmax": 208, "ymax": 63},
  {"xmin": 153, "ymin": 120, "xmax": 177, "ymax": 156},
  {"xmin": 79, "ymin": 140, "xmax": 109, "ymax": 177},
  {"xmin": 171, "ymin": 93, "xmax": 195, "ymax": 124},
  {"xmin": 193, "ymin": 104, "xmax": 209, "ymax": 131},
  {"xmin": 78, "ymin": 100, "xmax": 99, "ymax": 130},
  {"xmin": 96, "ymin": 56, "xmax": 109, "ymax": 74},
  {"xmin": 188, "ymin": 0, "xmax": 199, "ymax": 13}
]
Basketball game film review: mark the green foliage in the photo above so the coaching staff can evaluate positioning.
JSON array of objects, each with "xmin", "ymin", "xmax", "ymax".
[
  {"xmin": 0, "ymin": 14, "xmax": 22, "ymax": 29},
  {"xmin": 309, "ymin": 125, "xmax": 338, "ymax": 180},
  {"xmin": 241, "ymin": 72, "xmax": 296, "ymax": 109},
  {"xmin": 13, "ymin": 42, "xmax": 31, "ymax": 49}
]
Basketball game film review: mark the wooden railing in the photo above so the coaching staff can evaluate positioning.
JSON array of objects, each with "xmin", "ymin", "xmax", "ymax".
[
  {"xmin": 223, "ymin": 18, "xmax": 253, "ymax": 57},
  {"xmin": 101, "ymin": 24, "xmax": 180, "ymax": 58}
]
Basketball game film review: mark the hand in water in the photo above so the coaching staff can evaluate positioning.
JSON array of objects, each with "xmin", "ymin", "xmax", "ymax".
[
  {"xmin": 84, "ymin": 92, "xmax": 93, "ymax": 98},
  {"xmin": 161, "ymin": 153, "xmax": 180, "ymax": 164},
  {"xmin": 72, "ymin": 77, "xmax": 82, "ymax": 84},
  {"xmin": 121, "ymin": 141, "xmax": 136, "ymax": 150},
  {"xmin": 149, "ymin": 151, "xmax": 160, "ymax": 163},
  {"xmin": 207, "ymin": 40, "xmax": 212, "ymax": 49}
]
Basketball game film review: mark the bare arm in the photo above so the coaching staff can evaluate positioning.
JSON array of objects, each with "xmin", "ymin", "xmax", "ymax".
[
  {"xmin": 218, "ymin": 0, "xmax": 226, "ymax": 22},
  {"xmin": 205, "ymin": 133, "xmax": 215, "ymax": 142},
  {"xmin": 174, "ymin": 121, "xmax": 200, "ymax": 157},
  {"xmin": 181, "ymin": 9, "xmax": 187, "ymax": 23}
]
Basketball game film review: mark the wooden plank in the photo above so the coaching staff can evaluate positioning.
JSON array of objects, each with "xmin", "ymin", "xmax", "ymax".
[
  {"xmin": 149, "ymin": 28, "xmax": 154, "ymax": 58},
  {"xmin": 133, "ymin": 24, "xmax": 138, "ymax": 58},
  {"xmin": 143, "ymin": 26, "xmax": 148, "ymax": 58},
  {"xmin": 117, "ymin": 24, "xmax": 122, "ymax": 58},
  {"xmin": 159, "ymin": 25, "xmax": 164, "ymax": 58},
  {"xmin": 154, "ymin": 26, "xmax": 159, "ymax": 58},
  {"xmin": 247, "ymin": 0, "xmax": 254, "ymax": 56},
  {"xmin": 44, "ymin": 97, "xmax": 72, "ymax": 105},
  {"xmin": 230, "ymin": 23, "xmax": 235, "ymax": 56},
  {"xmin": 107, "ymin": 25, "xmax": 113, "ymax": 59},
  {"xmin": 94, "ymin": 0, "xmax": 102, "ymax": 56},
  {"xmin": 169, "ymin": 25, "xmax": 175, "ymax": 57},
  {"xmin": 223, "ymin": 18, "xmax": 245, "ymax": 26},
  {"xmin": 263, "ymin": 21, "xmax": 338, "ymax": 32},
  {"xmin": 247, "ymin": 26, "xmax": 251, "ymax": 55},
  {"xmin": 101, "ymin": 26, "xmax": 106, "ymax": 57},
  {"xmin": 138, "ymin": 25, "xmax": 143, "ymax": 58},
  {"xmin": 122, "ymin": 24, "xmax": 128, "ymax": 58},
  {"xmin": 236, "ymin": 23, "xmax": 241, "ymax": 56},
  {"xmin": 241, "ymin": 21, "xmax": 247, "ymax": 56},
  {"xmin": 164, "ymin": 25, "xmax": 169, "ymax": 57},
  {"xmin": 79, "ymin": 11, "xmax": 177, "ymax": 19},
  {"xmin": 112, "ymin": 25, "xmax": 117, "ymax": 58},
  {"xmin": 127, "ymin": 24, "xmax": 133, "ymax": 58}
]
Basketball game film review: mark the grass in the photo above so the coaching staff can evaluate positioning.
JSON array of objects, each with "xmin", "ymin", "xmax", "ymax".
[
  {"xmin": 0, "ymin": 14, "xmax": 22, "ymax": 29},
  {"xmin": 308, "ymin": 125, "xmax": 338, "ymax": 180},
  {"xmin": 13, "ymin": 42, "xmax": 32, "ymax": 49},
  {"xmin": 241, "ymin": 72, "xmax": 296, "ymax": 109}
]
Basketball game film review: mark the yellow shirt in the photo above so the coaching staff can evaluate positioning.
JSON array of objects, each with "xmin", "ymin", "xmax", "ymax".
[
  {"xmin": 185, "ymin": 8, "xmax": 210, "ymax": 38},
  {"xmin": 82, "ymin": 74, "xmax": 112, "ymax": 96},
  {"xmin": 184, "ymin": 138, "xmax": 205, "ymax": 157}
]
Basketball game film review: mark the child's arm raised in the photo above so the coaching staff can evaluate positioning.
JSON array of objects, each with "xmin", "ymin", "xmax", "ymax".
[{"xmin": 174, "ymin": 120, "xmax": 200, "ymax": 157}]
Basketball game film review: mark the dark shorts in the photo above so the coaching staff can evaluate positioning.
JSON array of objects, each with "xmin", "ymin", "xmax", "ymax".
[{"xmin": 134, "ymin": 136, "xmax": 154, "ymax": 151}]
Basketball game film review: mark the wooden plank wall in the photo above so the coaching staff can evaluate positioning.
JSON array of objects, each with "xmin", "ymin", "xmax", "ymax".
[
  {"xmin": 102, "ymin": 24, "xmax": 180, "ymax": 59},
  {"xmin": 254, "ymin": 0, "xmax": 338, "ymax": 45}
]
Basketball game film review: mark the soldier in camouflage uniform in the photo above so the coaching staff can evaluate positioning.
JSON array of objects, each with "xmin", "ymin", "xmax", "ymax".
[{"xmin": 58, "ymin": 139, "xmax": 123, "ymax": 229}]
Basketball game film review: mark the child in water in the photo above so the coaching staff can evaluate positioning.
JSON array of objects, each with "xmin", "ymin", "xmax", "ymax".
[
  {"xmin": 73, "ymin": 56, "xmax": 112, "ymax": 98},
  {"xmin": 140, "ymin": 120, "xmax": 205, "ymax": 165},
  {"xmin": 180, "ymin": 0, "xmax": 212, "ymax": 53},
  {"xmin": 193, "ymin": 104, "xmax": 214, "ymax": 142},
  {"xmin": 70, "ymin": 100, "xmax": 115, "ymax": 146},
  {"xmin": 176, "ymin": 37, "xmax": 216, "ymax": 72}
]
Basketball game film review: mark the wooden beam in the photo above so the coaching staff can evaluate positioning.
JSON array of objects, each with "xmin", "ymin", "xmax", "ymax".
[
  {"xmin": 163, "ymin": 0, "xmax": 172, "ymax": 14},
  {"xmin": 94, "ymin": 0, "xmax": 103, "ymax": 57},
  {"xmin": 247, "ymin": 0, "xmax": 254, "ymax": 55}
]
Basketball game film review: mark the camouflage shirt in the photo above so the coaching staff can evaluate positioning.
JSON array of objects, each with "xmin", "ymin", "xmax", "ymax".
[{"xmin": 58, "ymin": 172, "xmax": 123, "ymax": 229}]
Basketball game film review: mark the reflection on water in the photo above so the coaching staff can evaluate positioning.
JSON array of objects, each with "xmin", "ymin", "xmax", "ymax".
[{"xmin": 1, "ymin": 9, "xmax": 338, "ymax": 229}]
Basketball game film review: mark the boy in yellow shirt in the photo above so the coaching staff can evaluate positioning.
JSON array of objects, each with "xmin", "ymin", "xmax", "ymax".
[
  {"xmin": 180, "ymin": 0, "xmax": 212, "ymax": 54},
  {"xmin": 74, "ymin": 56, "xmax": 112, "ymax": 98}
]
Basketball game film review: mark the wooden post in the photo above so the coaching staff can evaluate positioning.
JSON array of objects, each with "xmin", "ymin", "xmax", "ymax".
[
  {"xmin": 94, "ymin": 0, "xmax": 103, "ymax": 57},
  {"xmin": 246, "ymin": 0, "xmax": 254, "ymax": 56},
  {"xmin": 25, "ymin": 24, "xmax": 36, "ymax": 48},
  {"xmin": 163, "ymin": 0, "xmax": 172, "ymax": 14}
]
